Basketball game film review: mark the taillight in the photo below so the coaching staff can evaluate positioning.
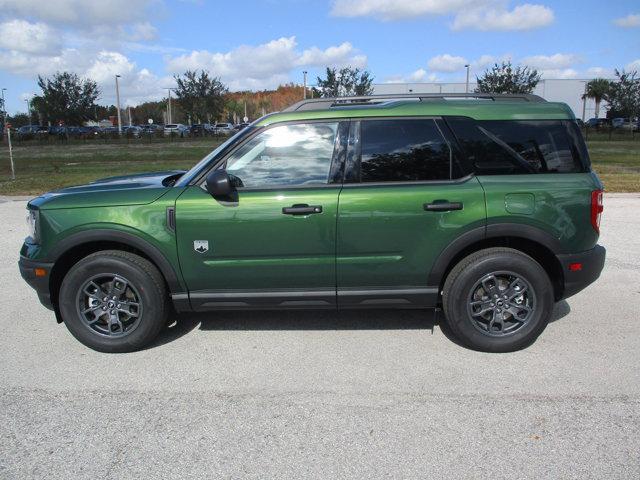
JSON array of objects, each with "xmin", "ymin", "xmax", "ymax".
[{"xmin": 591, "ymin": 190, "xmax": 604, "ymax": 233}]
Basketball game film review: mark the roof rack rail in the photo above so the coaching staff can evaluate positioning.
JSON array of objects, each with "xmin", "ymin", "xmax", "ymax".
[{"xmin": 283, "ymin": 93, "xmax": 546, "ymax": 112}]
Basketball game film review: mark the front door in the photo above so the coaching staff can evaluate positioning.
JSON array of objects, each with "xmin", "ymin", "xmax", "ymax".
[
  {"xmin": 175, "ymin": 121, "xmax": 347, "ymax": 310},
  {"xmin": 336, "ymin": 118, "xmax": 486, "ymax": 307}
]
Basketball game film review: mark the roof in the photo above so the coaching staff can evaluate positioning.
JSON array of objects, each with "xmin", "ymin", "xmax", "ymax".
[{"xmin": 255, "ymin": 94, "xmax": 575, "ymax": 126}]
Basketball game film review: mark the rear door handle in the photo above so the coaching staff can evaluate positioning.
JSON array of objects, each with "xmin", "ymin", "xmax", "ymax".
[
  {"xmin": 282, "ymin": 204, "xmax": 323, "ymax": 215},
  {"xmin": 423, "ymin": 201, "xmax": 463, "ymax": 212}
]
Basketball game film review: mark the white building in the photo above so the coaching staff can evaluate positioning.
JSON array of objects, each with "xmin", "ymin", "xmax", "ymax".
[{"xmin": 373, "ymin": 79, "xmax": 606, "ymax": 120}]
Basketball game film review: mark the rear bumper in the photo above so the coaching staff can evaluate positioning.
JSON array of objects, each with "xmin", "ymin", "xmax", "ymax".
[
  {"xmin": 557, "ymin": 245, "xmax": 606, "ymax": 300},
  {"xmin": 18, "ymin": 256, "xmax": 55, "ymax": 310}
]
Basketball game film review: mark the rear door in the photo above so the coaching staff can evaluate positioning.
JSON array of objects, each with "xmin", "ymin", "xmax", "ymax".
[{"xmin": 336, "ymin": 118, "xmax": 486, "ymax": 307}]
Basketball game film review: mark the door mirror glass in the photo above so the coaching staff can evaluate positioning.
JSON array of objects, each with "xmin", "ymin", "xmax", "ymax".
[{"xmin": 205, "ymin": 169, "xmax": 233, "ymax": 198}]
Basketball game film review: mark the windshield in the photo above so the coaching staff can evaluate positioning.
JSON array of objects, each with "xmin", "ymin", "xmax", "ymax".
[{"xmin": 175, "ymin": 126, "xmax": 256, "ymax": 187}]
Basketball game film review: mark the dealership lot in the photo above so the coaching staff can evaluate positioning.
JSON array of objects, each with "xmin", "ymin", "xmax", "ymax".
[{"xmin": 1, "ymin": 194, "xmax": 638, "ymax": 479}]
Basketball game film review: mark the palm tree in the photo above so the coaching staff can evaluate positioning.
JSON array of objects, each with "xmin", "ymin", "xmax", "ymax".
[{"xmin": 583, "ymin": 78, "xmax": 611, "ymax": 119}]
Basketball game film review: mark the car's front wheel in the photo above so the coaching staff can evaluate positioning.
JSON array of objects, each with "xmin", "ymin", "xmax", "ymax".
[
  {"xmin": 58, "ymin": 250, "xmax": 168, "ymax": 353},
  {"xmin": 442, "ymin": 247, "xmax": 554, "ymax": 353}
]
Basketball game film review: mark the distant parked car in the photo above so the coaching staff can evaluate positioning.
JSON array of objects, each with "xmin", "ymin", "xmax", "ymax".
[
  {"xmin": 142, "ymin": 124, "xmax": 162, "ymax": 135},
  {"xmin": 585, "ymin": 118, "xmax": 608, "ymax": 129},
  {"xmin": 164, "ymin": 123, "xmax": 190, "ymax": 137},
  {"xmin": 16, "ymin": 125, "xmax": 47, "ymax": 139},
  {"xmin": 214, "ymin": 122, "xmax": 234, "ymax": 134},
  {"xmin": 100, "ymin": 126, "xmax": 120, "ymax": 137},
  {"xmin": 234, "ymin": 122, "xmax": 250, "ymax": 131},
  {"xmin": 190, "ymin": 123, "xmax": 215, "ymax": 136},
  {"xmin": 612, "ymin": 118, "xmax": 636, "ymax": 131},
  {"xmin": 48, "ymin": 126, "xmax": 66, "ymax": 136},
  {"xmin": 123, "ymin": 126, "xmax": 143, "ymax": 138}
]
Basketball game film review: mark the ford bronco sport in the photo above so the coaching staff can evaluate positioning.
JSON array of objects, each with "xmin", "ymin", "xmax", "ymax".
[{"xmin": 19, "ymin": 93, "xmax": 606, "ymax": 353}]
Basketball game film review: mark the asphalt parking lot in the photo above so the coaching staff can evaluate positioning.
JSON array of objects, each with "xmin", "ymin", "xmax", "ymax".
[{"xmin": 0, "ymin": 194, "xmax": 638, "ymax": 479}]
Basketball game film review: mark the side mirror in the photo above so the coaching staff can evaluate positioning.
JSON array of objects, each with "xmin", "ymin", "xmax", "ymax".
[{"xmin": 205, "ymin": 169, "xmax": 234, "ymax": 198}]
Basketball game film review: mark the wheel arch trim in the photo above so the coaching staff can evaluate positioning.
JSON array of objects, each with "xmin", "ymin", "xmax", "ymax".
[
  {"xmin": 427, "ymin": 223, "xmax": 563, "ymax": 287},
  {"xmin": 47, "ymin": 229, "xmax": 184, "ymax": 294}
]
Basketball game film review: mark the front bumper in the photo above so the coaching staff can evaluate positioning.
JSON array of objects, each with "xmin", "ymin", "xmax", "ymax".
[
  {"xmin": 18, "ymin": 256, "xmax": 55, "ymax": 310},
  {"xmin": 557, "ymin": 245, "xmax": 606, "ymax": 300}
]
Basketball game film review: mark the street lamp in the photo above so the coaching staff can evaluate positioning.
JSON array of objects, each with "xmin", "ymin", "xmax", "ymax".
[
  {"xmin": 1, "ymin": 88, "xmax": 6, "ymax": 123},
  {"xmin": 464, "ymin": 64, "xmax": 470, "ymax": 94},
  {"xmin": 303, "ymin": 71, "xmax": 308, "ymax": 100},
  {"xmin": 115, "ymin": 74, "xmax": 123, "ymax": 134},
  {"xmin": 165, "ymin": 88, "xmax": 175, "ymax": 124},
  {"xmin": 24, "ymin": 94, "xmax": 34, "ymax": 125}
]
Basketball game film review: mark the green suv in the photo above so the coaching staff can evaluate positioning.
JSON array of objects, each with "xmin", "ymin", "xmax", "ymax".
[{"xmin": 19, "ymin": 94, "xmax": 606, "ymax": 353}]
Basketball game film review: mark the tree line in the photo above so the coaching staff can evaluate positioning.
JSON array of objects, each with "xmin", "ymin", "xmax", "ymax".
[
  {"xmin": 2, "ymin": 62, "xmax": 638, "ymax": 128},
  {"xmin": 2, "ymin": 66, "xmax": 375, "ymax": 128},
  {"xmin": 475, "ymin": 61, "xmax": 639, "ymax": 120}
]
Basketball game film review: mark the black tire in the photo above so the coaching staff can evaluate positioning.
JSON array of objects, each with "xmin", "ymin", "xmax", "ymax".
[
  {"xmin": 442, "ymin": 248, "xmax": 554, "ymax": 353},
  {"xmin": 59, "ymin": 250, "xmax": 168, "ymax": 353}
]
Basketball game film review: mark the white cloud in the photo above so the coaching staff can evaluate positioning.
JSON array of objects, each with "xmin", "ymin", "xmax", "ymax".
[
  {"xmin": 473, "ymin": 55, "xmax": 498, "ymax": 69},
  {"xmin": 166, "ymin": 36, "xmax": 368, "ymax": 90},
  {"xmin": 0, "ymin": 48, "xmax": 82, "ymax": 76},
  {"xmin": 0, "ymin": 20, "xmax": 61, "ymax": 55},
  {"xmin": 0, "ymin": 47, "xmax": 170, "ymax": 106},
  {"xmin": 427, "ymin": 54, "xmax": 467, "ymax": 72},
  {"xmin": 452, "ymin": 4, "xmax": 554, "ymax": 31},
  {"xmin": 408, "ymin": 68, "xmax": 428, "ymax": 81},
  {"xmin": 128, "ymin": 22, "xmax": 158, "ymax": 42},
  {"xmin": 539, "ymin": 68, "xmax": 578, "ymax": 79},
  {"xmin": 627, "ymin": 59, "xmax": 640, "ymax": 71},
  {"xmin": 613, "ymin": 14, "xmax": 640, "ymax": 28},
  {"xmin": 0, "ymin": 0, "xmax": 160, "ymax": 26},
  {"xmin": 80, "ymin": 51, "xmax": 173, "ymax": 106},
  {"xmin": 520, "ymin": 53, "xmax": 580, "ymax": 70},
  {"xmin": 331, "ymin": 0, "xmax": 554, "ymax": 31},
  {"xmin": 587, "ymin": 67, "xmax": 613, "ymax": 77},
  {"xmin": 297, "ymin": 42, "xmax": 367, "ymax": 69},
  {"xmin": 331, "ymin": 0, "xmax": 477, "ymax": 20}
]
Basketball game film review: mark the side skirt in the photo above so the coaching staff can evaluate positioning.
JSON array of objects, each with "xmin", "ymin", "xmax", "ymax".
[
  {"xmin": 179, "ymin": 287, "xmax": 439, "ymax": 312},
  {"xmin": 337, "ymin": 287, "xmax": 439, "ymax": 309}
]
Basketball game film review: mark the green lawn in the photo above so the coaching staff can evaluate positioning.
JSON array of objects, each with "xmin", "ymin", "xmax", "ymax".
[
  {"xmin": 0, "ymin": 138, "xmax": 221, "ymax": 195},
  {"xmin": 1, "ymin": 137, "xmax": 639, "ymax": 195},
  {"xmin": 588, "ymin": 141, "xmax": 640, "ymax": 192}
]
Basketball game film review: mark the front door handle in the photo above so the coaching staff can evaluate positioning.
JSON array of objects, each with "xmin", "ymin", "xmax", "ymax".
[
  {"xmin": 423, "ymin": 201, "xmax": 463, "ymax": 212},
  {"xmin": 282, "ymin": 204, "xmax": 323, "ymax": 215}
]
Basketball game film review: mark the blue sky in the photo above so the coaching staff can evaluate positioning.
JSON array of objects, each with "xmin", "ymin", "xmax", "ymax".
[{"xmin": 0, "ymin": 0, "xmax": 639, "ymax": 113}]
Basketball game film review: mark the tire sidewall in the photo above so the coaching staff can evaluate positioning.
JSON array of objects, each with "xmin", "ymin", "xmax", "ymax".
[
  {"xmin": 446, "ymin": 253, "xmax": 554, "ymax": 352},
  {"xmin": 59, "ymin": 255, "xmax": 165, "ymax": 352}
]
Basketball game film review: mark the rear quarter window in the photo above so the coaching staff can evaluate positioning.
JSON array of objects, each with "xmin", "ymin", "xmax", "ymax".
[{"xmin": 446, "ymin": 118, "xmax": 588, "ymax": 175}]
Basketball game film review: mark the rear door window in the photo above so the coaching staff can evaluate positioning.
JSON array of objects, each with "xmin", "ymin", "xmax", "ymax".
[{"xmin": 358, "ymin": 119, "xmax": 460, "ymax": 182}]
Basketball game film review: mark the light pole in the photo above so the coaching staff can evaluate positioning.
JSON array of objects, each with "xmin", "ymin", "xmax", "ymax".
[
  {"xmin": 115, "ymin": 75, "xmax": 122, "ymax": 134},
  {"xmin": 1, "ymin": 88, "xmax": 6, "ymax": 124},
  {"xmin": 3, "ymin": 88, "xmax": 15, "ymax": 180},
  {"xmin": 581, "ymin": 81, "xmax": 588, "ymax": 121},
  {"xmin": 464, "ymin": 64, "xmax": 470, "ymax": 93},
  {"xmin": 25, "ymin": 95, "xmax": 32, "ymax": 124},
  {"xmin": 303, "ymin": 71, "xmax": 308, "ymax": 100},
  {"xmin": 165, "ymin": 88, "xmax": 174, "ymax": 124}
]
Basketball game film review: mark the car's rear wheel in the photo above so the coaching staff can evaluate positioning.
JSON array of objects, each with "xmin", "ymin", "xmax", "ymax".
[
  {"xmin": 59, "ymin": 250, "xmax": 168, "ymax": 353},
  {"xmin": 442, "ymin": 247, "xmax": 554, "ymax": 352}
]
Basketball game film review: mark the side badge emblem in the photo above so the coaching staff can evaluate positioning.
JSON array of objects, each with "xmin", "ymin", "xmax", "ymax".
[{"xmin": 193, "ymin": 240, "xmax": 209, "ymax": 254}]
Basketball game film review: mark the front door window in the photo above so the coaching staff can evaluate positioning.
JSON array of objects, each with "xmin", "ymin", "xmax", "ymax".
[{"xmin": 225, "ymin": 123, "xmax": 338, "ymax": 188}]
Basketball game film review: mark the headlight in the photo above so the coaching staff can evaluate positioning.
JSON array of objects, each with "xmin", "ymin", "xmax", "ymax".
[{"xmin": 26, "ymin": 209, "xmax": 39, "ymax": 243}]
